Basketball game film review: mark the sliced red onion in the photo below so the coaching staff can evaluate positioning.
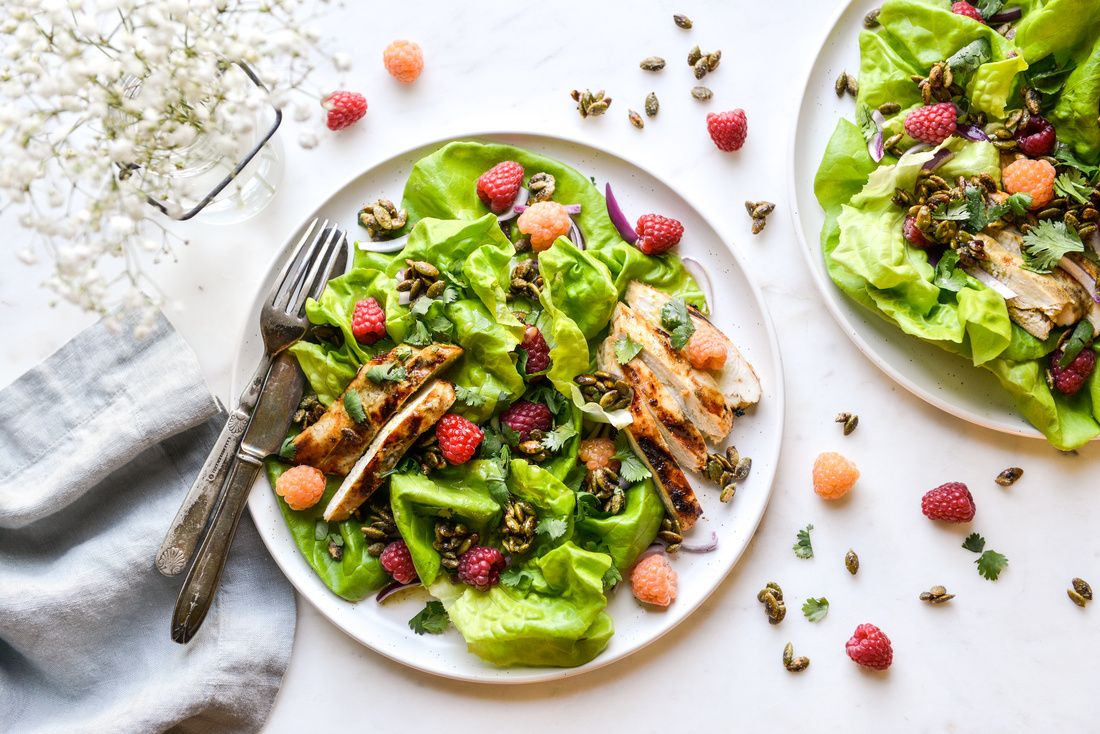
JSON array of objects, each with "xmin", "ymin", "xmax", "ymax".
[
  {"xmin": 496, "ymin": 187, "xmax": 529, "ymax": 223},
  {"xmin": 681, "ymin": 257, "xmax": 715, "ymax": 310},
  {"xmin": 922, "ymin": 148, "xmax": 955, "ymax": 171},
  {"xmin": 988, "ymin": 7, "xmax": 1022, "ymax": 23},
  {"xmin": 903, "ymin": 143, "xmax": 932, "ymax": 158},
  {"xmin": 376, "ymin": 580, "xmax": 421, "ymax": 603},
  {"xmin": 605, "ymin": 183, "xmax": 639, "ymax": 244},
  {"xmin": 1059, "ymin": 257, "xmax": 1100, "ymax": 303},
  {"xmin": 961, "ymin": 263, "xmax": 1018, "ymax": 299},
  {"xmin": 868, "ymin": 110, "xmax": 886, "ymax": 163},
  {"xmin": 514, "ymin": 203, "xmax": 581, "ymax": 215},
  {"xmin": 567, "ymin": 220, "xmax": 586, "ymax": 250},
  {"xmin": 956, "ymin": 123, "xmax": 990, "ymax": 142},
  {"xmin": 679, "ymin": 531, "xmax": 718, "ymax": 553}
]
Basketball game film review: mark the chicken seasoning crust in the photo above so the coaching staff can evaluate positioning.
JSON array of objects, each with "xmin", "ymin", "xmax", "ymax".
[
  {"xmin": 816, "ymin": 0, "xmax": 1100, "ymax": 449},
  {"xmin": 265, "ymin": 140, "xmax": 762, "ymax": 668}
]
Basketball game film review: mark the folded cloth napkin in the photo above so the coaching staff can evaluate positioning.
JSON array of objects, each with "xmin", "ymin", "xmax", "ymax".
[{"xmin": 0, "ymin": 310, "xmax": 296, "ymax": 734}]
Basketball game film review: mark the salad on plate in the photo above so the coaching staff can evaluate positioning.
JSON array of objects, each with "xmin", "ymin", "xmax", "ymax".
[
  {"xmin": 265, "ymin": 141, "xmax": 761, "ymax": 668},
  {"xmin": 815, "ymin": 0, "xmax": 1100, "ymax": 449}
]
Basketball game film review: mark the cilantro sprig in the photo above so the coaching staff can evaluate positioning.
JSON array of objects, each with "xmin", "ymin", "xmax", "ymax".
[
  {"xmin": 614, "ymin": 335, "xmax": 643, "ymax": 364},
  {"xmin": 793, "ymin": 524, "xmax": 814, "ymax": 559},
  {"xmin": 962, "ymin": 532, "xmax": 1008, "ymax": 581},
  {"xmin": 408, "ymin": 601, "xmax": 450, "ymax": 635},
  {"xmin": 1021, "ymin": 220, "xmax": 1084, "ymax": 273},
  {"xmin": 614, "ymin": 448, "xmax": 652, "ymax": 483},
  {"xmin": 660, "ymin": 297, "xmax": 696, "ymax": 350},
  {"xmin": 802, "ymin": 597, "xmax": 829, "ymax": 623}
]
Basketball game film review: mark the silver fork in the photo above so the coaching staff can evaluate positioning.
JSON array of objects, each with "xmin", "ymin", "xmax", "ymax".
[{"xmin": 156, "ymin": 218, "xmax": 346, "ymax": 576}]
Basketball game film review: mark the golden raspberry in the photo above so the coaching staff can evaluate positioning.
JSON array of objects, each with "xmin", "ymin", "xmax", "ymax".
[
  {"xmin": 382, "ymin": 40, "xmax": 424, "ymax": 84},
  {"xmin": 1002, "ymin": 158, "xmax": 1056, "ymax": 210},
  {"xmin": 275, "ymin": 465, "xmax": 326, "ymax": 511},
  {"xmin": 517, "ymin": 201, "xmax": 572, "ymax": 252},
  {"xmin": 631, "ymin": 553, "xmax": 677, "ymax": 607},
  {"xmin": 813, "ymin": 451, "xmax": 860, "ymax": 500},
  {"xmin": 578, "ymin": 437, "xmax": 619, "ymax": 472},
  {"xmin": 685, "ymin": 329, "xmax": 727, "ymax": 371}
]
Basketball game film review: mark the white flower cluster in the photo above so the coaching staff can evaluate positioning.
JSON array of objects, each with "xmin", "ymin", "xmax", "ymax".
[{"xmin": 0, "ymin": 0, "xmax": 340, "ymax": 318}]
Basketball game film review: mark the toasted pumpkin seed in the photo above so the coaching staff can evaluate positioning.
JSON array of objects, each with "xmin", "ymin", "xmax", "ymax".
[
  {"xmin": 673, "ymin": 13, "xmax": 692, "ymax": 29},
  {"xmin": 693, "ymin": 57, "xmax": 709, "ymax": 79},
  {"xmin": 863, "ymin": 8, "xmax": 881, "ymax": 27},
  {"xmin": 687, "ymin": 45, "xmax": 702, "ymax": 66},
  {"xmin": 645, "ymin": 92, "xmax": 659, "ymax": 117},
  {"xmin": 995, "ymin": 467, "xmax": 1023, "ymax": 486},
  {"xmin": 835, "ymin": 412, "xmax": 859, "ymax": 435},
  {"xmin": 845, "ymin": 549, "xmax": 859, "ymax": 575},
  {"xmin": 835, "ymin": 72, "xmax": 849, "ymax": 97},
  {"xmin": 878, "ymin": 102, "xmax": 901, "ymax": 116},
  {"xmin": 639, "ymin": 56, "xmax": 665, "ymax": 72},
  {"xmin": 628, "ymin": 109, "xmax": 644, "ymax": 129},
  {"xmin": 691, "ymin": 86, "xmax": 713, "ymax": 101},
  {"xmin": 1073, "ymin": 578, "xmax": 1093, "ymax": 600},
  {"xmin": 1068, "ymin": 588, "xmax": 1088, "ymax": 607}
]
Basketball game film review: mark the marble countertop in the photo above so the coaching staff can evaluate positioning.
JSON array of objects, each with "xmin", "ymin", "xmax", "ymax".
[{"xmin": 2, "ymin": 0, "xmax": 1096, "ymax": 730}]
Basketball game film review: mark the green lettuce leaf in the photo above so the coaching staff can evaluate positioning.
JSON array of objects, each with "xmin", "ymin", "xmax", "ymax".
[
  {"xmin": 575, "ymin": 476, "xmax": 664, "ymax": 572},
  {"xmin": 536, "ymin": 239, "xmax": 618, "ymax": 341},
  {"xmin": 877, "ymin": 0, "xmax": 1015, "ymax": 69},
  {"xmin": 303, "ymin": 268, "xmax": 402, "ymax": 363},
  {"xmin": 447, "ymin": 298, "xmax": 525, "ymax": 421},
  {"xmin": 1046, "ymin": 38, "xmax": 1100, "ymax": 163},
  {"xmin": 288, "ymin": 340, "xmax": 359, "ymax": 406},
  {"xmin": 1015, "ymin": 0, "xmax": 1100, "ymax": 65},
  {"xmin": 855, "ymin": 29, "xmax": 924, "ymax": 113},
  {"xmin": 265, "ymin": 461, "xmax": 389, "ymax": 600},
  {"xmin": 967, "ymin": 55, "xmax": 1029, "ymax": 118},
  {"xmin": 506, "ymin": 459, "xmax": 576, "ymax": 552},
  {"xmin": 429, "ymin": 542, "xmax": 614, "ymax": 667}
]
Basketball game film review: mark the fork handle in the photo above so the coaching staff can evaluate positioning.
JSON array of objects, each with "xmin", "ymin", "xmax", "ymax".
[{"xmin": 155, "ymin": 355, "xmax": 272, "ymax": 576}]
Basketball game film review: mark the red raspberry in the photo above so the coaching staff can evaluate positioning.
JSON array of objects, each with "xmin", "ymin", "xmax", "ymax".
[
  {"xmin": 1002, "ymin": 158, "xmax": 1056, "ymax": 209},
  {"xmin": 351, "ymin": 297, "xmax": 386, "ymax": 344},
  {"xmin": 631, "ymin": 553, "xmax": 678, "ymax": 607},
  {"xmin": 500, "ymin": 400, "xmax": 553, "ymax": 441},
  {"xmin": 321, "ymin": 91, "xmax": 367, "ymax": 131},
  {"xmin": 903, "ymin": 216, "xmax": 931, "ymax": 249},
  {"xmin": 1015, "ymin": 115, "xmax": 1057, "ymax": 158},
  {"xmin": 1050, "ymin": 346, "xmax": 1096, "ymax": 396},
  {"xmin": 950, "ymin": 1, "xmax": 985, "ymax": 22},
  {"xmin": 456, "ymin": 546, "xmax": 506, "ymax": 590},
  {"xmin": 275, "ymin": 465, "xmax": 326, "ymax": 511},
  {"xmin": 904, "ymin": 103, "xmax": 958, "ymax": 146},
  {"xmin": 436, "ymin": 413, "xmax": 483, "ymax": 464},
  {"xmin": 520, "ymin": 325, "xmax": 551, "ymax": 373},
  {"xmin": 635, "ymin": 213, "xmax": 685, "ymax": 256},
  {"xmin": 383, "ymin": 40, "xmax": 424, "ymax": 84},
  {"xmin": 706, "ymin": 109, "xmax": 748, "ymax": 152},
  {"xmin": 846, "ymin": 623, "xmax": 893, "ymax": 670},
  {"xmin": 379, "ymin": 540, "xmax": 417, "ymax": 584},
  {"xmin": 476, "ymin": 161, "xmax": 525, "ymax": 214},
  {"xmin": 921, "ymin": 481, "xmax": 976, "ymax": 523}
]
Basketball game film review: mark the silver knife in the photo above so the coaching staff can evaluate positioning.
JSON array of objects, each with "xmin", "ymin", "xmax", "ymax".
[{"xmin": 171, "ymin": 350, "xmax": 304, "ymax": 643}]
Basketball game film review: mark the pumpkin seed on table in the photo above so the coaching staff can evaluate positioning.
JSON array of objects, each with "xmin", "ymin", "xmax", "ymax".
[
  {"xmin": 757, "ymin": 581, "xmax": 786, "ymax": 624},
  {"xmin": 995, "ymin": 467, "xmax": 1023, "ymax": 486},
  {"xmin": 745, "ymin": 200, "xmax": 775, "ymax": 235},
  {"xmin": 687, "ymin": 45, "xmax": 702, "ymax": 66},
  {"xmin": 571, "ymin": 88, "xmax": 611, "ymax": 118},
  {"xmin": 628, "ymin": 109, "xmax": 644, "ymax": 129},
  {"xmin": 645, "ymin": 92, "xmax": 659, "ymax": 117},
  {"xmin": 845, "ymin": 549, "xmax": 860, "ymax": 575},
  {"xmin": 639, "ymin": 56, "xmax": 665, "ymax": 72},
  {"xmin": 691, "ymin": 86, "xmax": 712, "ymax": 101},
  {"xmin": 919, "ymin": 585, "xmax": 955, "ymax": 604},
  {"xmin": 783, "ymin": 643, "xmax": 810, "ymax": 672},
  {"xmin": 673, "ymin": 13, "xmax": 692, "ymax": 29},
  {"xmin": 835, "ymin": 412, "xmax": 859, "ymax": 435},
  {"xmin": 1069, "ymin": 578, "xmax": 1093, "ymax": 607}
]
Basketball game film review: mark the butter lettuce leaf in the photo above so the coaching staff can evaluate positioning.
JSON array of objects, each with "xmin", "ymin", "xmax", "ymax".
[{"xmin": 575, "ymin": 476, "xmax": 664, "ymax": 572}]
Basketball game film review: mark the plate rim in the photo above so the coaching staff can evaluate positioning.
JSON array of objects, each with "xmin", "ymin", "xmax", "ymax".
[
  {"xmin": 234, "ymin": 127, "xmax": 787, "ymax": 683},
  {"xmin": 786, "ymin": 0, "xmax": 1045, "ymax": 440}
]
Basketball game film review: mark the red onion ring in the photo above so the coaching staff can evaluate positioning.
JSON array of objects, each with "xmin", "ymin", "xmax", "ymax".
[
  {"xmin": 988, "ymin": 7, "xmax": 1022, "ymax": 23},
  {"xmin": 961, "ymin": 263, "xmax": 1018, "ymax": 299},
  {"xmin": 1059, "ymin": 257, "xmax": 1100, "ymax": 304},
  {"xmin": 376, "ymin": 580, "xmax": 421, "ymax": 603},
  {"xmin": 956, "ymin": 123, "xmax": 990, "ymax": 142},
  {"xmin": 495, "ymin": 187, "xmax": 529, "ymax": 223},
  {"xmin": 681, "ymin": 257, "xmax": 715, "ymax": 310},
  {"xmin": 679, "ymin": 531, "xmax": 718, "ymax": 553},
  {"xmin": 868, "ymin": 110, "xmax": 886, "ymax": 163},
  {"xmin": 567, "ymin": 220, "xmax": 586, "ymax": 250},
  {"xmin": 514, "ymin": 203, "xmax": 582, "ymax": 215},
  {"xmin": 921, "ymin": 148, "xmax": 955, "ymax": 171},
  {"xmin": 604, "ymin": 183, "xmax": 639, "ymax": 244}
]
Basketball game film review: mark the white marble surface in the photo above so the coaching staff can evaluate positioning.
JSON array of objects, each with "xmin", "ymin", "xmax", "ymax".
[{"xmin": 2, "ymin": 0, "xmax": 1098, "ymax": 730}]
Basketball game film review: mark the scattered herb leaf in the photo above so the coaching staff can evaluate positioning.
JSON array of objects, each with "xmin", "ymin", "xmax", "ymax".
[
  {"xmin": 314, "ymin": 520, "xmax": 329, "ymax": 541},
  {"xmin": 615, "ymin": 335, "xmax": 644, "ymax": 364},
  {"xmin": 962, "ymin": 533, "xmax": 986, "ymax": 553},
  {"xmin": 946, "ymin": 38, "xmax": 991, "ymax": 81},
  {"xmin": 933, "ymin": 250, "xmax": 970, "ymax": 293},
  {"xmin": 802, "ymin": 597, "xmax": 829, "ymax": 623},
  {"xmin": 974, "ymin": 0, "xmax": 1004, "ymax": 17},
  {"xmin": 1025, "ymin": 55, "xmax": 1078, "ymax": 97},
  {"xmin": 976, "ymin": 549, "xmax": 1009, "ymax": 581},
  {"xmin": 602, "ymin": 563, "xmax": 623, "ymax": 591},
  {"xmin": 1054, "ymin": 144, "xmax": 1099, "ymax": 178},
  {"xmin": 365, "ymin": 362, "xmax": 408, "ymax": 383},
  {"xmin": 1021, "ymin": 220, "xmax": 1084, "ymax": 273},
  {"xmin": 932, "ymin": 199, "xmax": 970, "ymax": 222},
  {"xmin": 1059, "ymin": 321, "xmax": 1095, "ymax": 368},
  {"xmin": 343, "ymin": 390, "xmax": 367, "ymax": 423},
  {"xmin": 793, "ymin": 524, "xmax": 814, "ymax": 559},
  {"xmin": 1054, "ymin": 170, "xmax": 1092, "ymax": 204},
  {"xmin": 455, "ymin": 384, "xmax": 487, "ymax": 407},
  {"xmin": 500, "ymin": 565, "xmax": 543, "ymax": 594},
  {"xmin": 541, "ymin": 423, "xmax": 578, "ymax": 452},
  {"xmin": 660, "ymin": 297, "xmax": 696, "ymax": 350},
  {"xmin": 536, "ymin": 517, "xmax": 569, "ymax": 542},
  {"xmin": 614, "ymin": 448, "xmax": 652, "ymax": 483},
  {"xmin": 408, "ymin": 601, "xmax": 450, "ymax": 635},
  {"xmin": 403, "ymin": 319, "xmax": 431, "ymax": 346}
]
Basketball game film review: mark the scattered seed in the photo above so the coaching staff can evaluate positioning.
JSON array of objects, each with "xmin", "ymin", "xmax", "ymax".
[
  {"xmin": 782, "ymin": 642, "xmax": 794, "ymax": 667},
  {"xmin": 705, "ymin": 50, "xmax": 721, "ymax": 72},
  {"xmin": 846, "ymin": 75, "xmax": 859, "ymax": 96},
  {"xmin": 687, "ymin": 45, "xmax": 702, "ymax": 66},
  {"xmin": 845, "ymin": 549, "xmax": 859, "ymax": 575},
  {"xmin": 995, "ymin": 467, "xmax": 1023, "ymax": 486},
  {"xmin": 628, "ymin": 109, "xmax": 644, "ymax": 129},
  {"xmin": 835, "ymin": 72, "xmax": 849, "ymax": 97},
  {"xmin": 673, "ymin": 13, "xmax": 693, "ymax": 29},
  {"xmin": 834, "ymin": 411, "xmax": 859, "ymax": 435},
  {"xmin": 919, "ymin": 585, "xmax": 955, "ymax": 604},
  {"xmin": 1024, "ymin": 87, "xmax": 1042, "ymax": 116},
  {"xmin": 1073, "ymin": 577, "xmax": 1093, "ymax": 600},
  {"xmin": 639, "ymin": 56, "xmax": 666, "ymax": 72},
  {"xmin": 878, "ymin": 102, "xmax": 901, "ymax": 116},
  {"xmin": 745, "ymin": 200, "xmax": 775, "ymax": 236},
  {"xmin": 786, "ymin": 655, "xmax": 810, "ymax": 672},
  {"xmin": 758, "ymin": 582, "xmax": 786, "ymax": 624},
  {"xmin": 645, "ymin": 92, "xmax": 659, "ymax": 117},
  {"xmin": 863, "ymin": 8, "xmax": 881, "ymax": 27},
  {"xmin": 571, "ymin": 88, "xmax": 612, "ymax": 118},
  {"xmin": 693, "ymin": 57, "xmax": 709, "ymax": 79},
  {"xmin": 691, "ymin": 86, "xmax": 713, "ymax": 101},
  {"xmin": 1068, "ymin": 588, "xmax": 1088, "ymax": 607}
]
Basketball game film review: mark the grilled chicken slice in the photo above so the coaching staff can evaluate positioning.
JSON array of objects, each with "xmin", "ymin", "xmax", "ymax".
[
  {"xmin": 292, "ymin": 343, "xmax": 462, "ymax": 474},
  {"xmin": 618, "ymin": 356, "xmax": 708, "ymax": 472},
  {"xmin": 1065, "ymin": 252, "xmax": 1100, "ymax": 332},
  {"xmin": 597, "ymin": 341, "xmax": 702, "ymax": 531},
  {"xmin": 625, "ymin": 281, "xmax": 762, "ymax": 409},
  {"xmin": 974, "ymin": 229, "xmax": 1092, "ymax": 340},
  {"xmin": 609, "ymin": 302, "xmax": 733, "ymax": 442},
  {"xmin": 323, "ymin": 380, "xmax": 455, "ymax": 522}
]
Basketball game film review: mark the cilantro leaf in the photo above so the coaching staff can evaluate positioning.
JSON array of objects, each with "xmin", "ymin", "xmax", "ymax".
[
  {"xmin": 1055, "ymin": 144, "xmax": 1099, "ymax": 178},
  {"xmin": 964, "ymin": 186, "xmax": 993, "ymax": 233},
  {"xmin": 614, "ymin": 448, "xmax": 652, "ymax": 483},
  {"xmin": 365, "ymin": 362, "xmax": 408, "ymax": 383},
  {"xmin": 793, "ymin": 524, "xmax": 814, "ymax": 559},
  {"xmin": 802, "ymin": 597, "xmax": 829, "ymax": 623},
  {"xmin": 536, "ymin": 517, "xmax": 568, "ymax": 542},
  {"xmin": 995, "ymin": 192, "xmax": 1033, "ymax": 218},
  {"xmin": 573, "ymin": 491, "xmax": 603, "ymax": 523},
  {"xmin": 403, "ymin": 319, "xmax": 431, "ymax": 346},
  {"xmin": 410, "ymin": 296, "xmax": 433, "ymax": 316},
  {"xmin": 408, "ymin": 601, "xmax": 450, "ymax": 635},
  {"xmin": 614, "ymin": 335, "xmax": 643, "ymax": 364},
  {"xmin": 932, "ymin": 199, "xmax": 970, "ymax": 222},
  {"xmin": 541, "ymin": 423, "xmax": 578, "ymax": 452},
  {"xmin": 1021, "ymin": 220, "xmax": 1084, "ymax": 273},
  {"xmin": 602, "ymin": 563, "xmax": 623, "ymax": 591},
  {"xmin": 1055, "ymin": 170, "xmax": 1092, "ymax": 204},
  {"xmin": 660, "ymin": 298, "xmax": 696, "ymax": 350},
  {"xmin": 1026, "ymin": 55, "xmax": 1078, "ymax": 97},
  {"xmin": 974, "ymin": 0, "xmax": 1003, "ymax": 17},
  {"xmin": 962, "ymin": 533, "xmax": 986, "ymax": 553},
  {"xmin": 933, "ymin": 250, "xmax": 969, "ymax": 293},
  {"xmin": 441, "ymin": 285, "xmax": 460, "ymax": 305},
  {"xmin": 278, "ymin": 435, "xmax": 297, "ymax": 461},
  {"xmin": 343, "ymin": 390, "xmax": 367, "ymax": 423},
  {"xmin": 314, "ymin": 520, "xmax": 329, "ymax": 541},
  {"xmin": 393, "ymin": 345, "xmax": 412, "ymax": 362},
  {"xmin": 455, "ymin": 384, "xmax": 487, "ymax": 407},
  {"xmin": 1058, "ymin": 320, "xmax": 1095, "ymax": 368},
  {"xmin": 976, "ymin": 550, "xmax": 1008, "ymax": 581},
  {"xmin": 500, "ymin": 565, "xmax": 543, "ymax": 594}
]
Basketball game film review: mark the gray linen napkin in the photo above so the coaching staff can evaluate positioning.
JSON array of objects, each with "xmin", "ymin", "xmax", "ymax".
[{"xmin": 0, "ymin": 310, "xmax": 295, "ymax": 734}]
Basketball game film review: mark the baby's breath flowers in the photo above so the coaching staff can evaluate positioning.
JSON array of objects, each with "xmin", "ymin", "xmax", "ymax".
[{"xmin": 0, "ymin": 0, "xmax": 344, "ymax": 321}]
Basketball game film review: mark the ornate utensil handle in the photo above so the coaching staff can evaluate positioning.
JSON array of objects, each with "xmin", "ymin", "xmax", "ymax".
[{"xmin": 155, "ymin": 356, "xmax": 271, "ymax": 576}]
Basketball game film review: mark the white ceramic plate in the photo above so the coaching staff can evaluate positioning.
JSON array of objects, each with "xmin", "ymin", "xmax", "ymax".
[
  {"xmin": 234, "ymin": 131, "xmax": 784, "ymax": 683},
  {"xmin": 789, "ymin": 0, "xmax": 1044, "ymax": 439}
]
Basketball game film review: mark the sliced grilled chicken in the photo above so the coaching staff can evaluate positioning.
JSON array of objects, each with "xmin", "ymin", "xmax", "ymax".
[
  {"xmin": 609, "ymin": 302, "xmax": 733, "ymax": 442},
  {"xmin": 625, "ymin": 281, "xmax": 762, "ymax": 409},
  {"xmin": 619, "ymin": 356, "xmax": 708, "ymax": 472},
  {"xmin": 597, "ymin": 341, "xmax": 702, "ymax": 531},
  {"xmin": 1065, "ymin": 252, "xmax": 1100, "ymax": 332},
  {"xmin": 292, "ymin": 343, "xmax": 462, "ymax": 474},
  {"xmin": 974, "ymin": 229, "xmax": 1092, "ymax": 340},
  {"xmin": 323, "ymin": 380, "xmax": 455, "ymax": 522}
]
